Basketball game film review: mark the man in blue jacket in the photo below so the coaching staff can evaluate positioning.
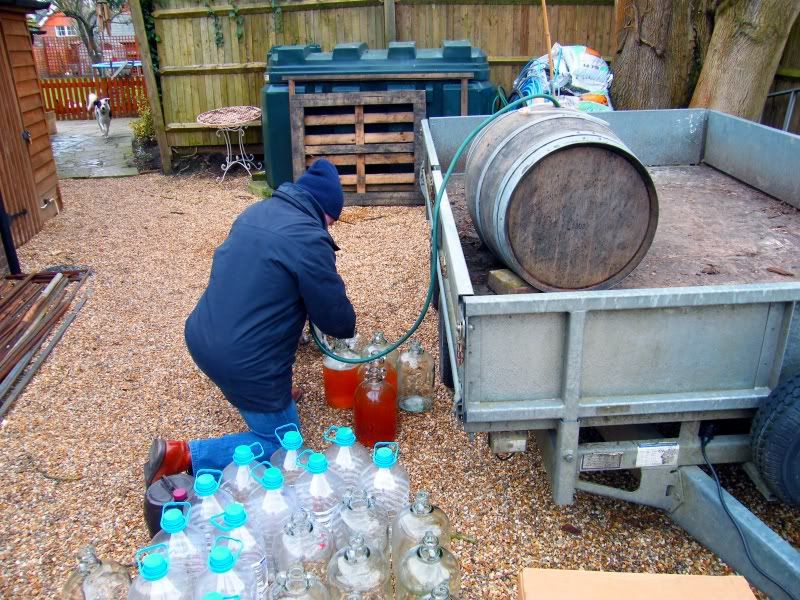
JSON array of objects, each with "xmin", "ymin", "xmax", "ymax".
[{"xmin": 144, "ymin": 159, "xmax": 356, "ymax": 485}]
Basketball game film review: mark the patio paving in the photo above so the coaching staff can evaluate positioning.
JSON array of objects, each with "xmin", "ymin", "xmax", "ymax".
[{"xmin": 51, "ymin": 117, "xmax": 139, "ymax": 178}]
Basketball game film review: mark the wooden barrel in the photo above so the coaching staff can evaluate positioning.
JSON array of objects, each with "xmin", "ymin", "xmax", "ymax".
[{"xmin": 465, "ymin": 108, "xmax": 658, "ymax": 291}]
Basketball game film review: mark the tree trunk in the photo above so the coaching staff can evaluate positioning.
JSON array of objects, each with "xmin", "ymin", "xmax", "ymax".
[
  {"xmin": 74, "ymin": 16, "xmax": 103, "ymax": 64},
  {"xmin": 611, "ymin": 0, "xmax": 714, "ymax": 109},
  {"xmin": 690, "ymin": 0, "xmax": 800, "ymax": 120}
]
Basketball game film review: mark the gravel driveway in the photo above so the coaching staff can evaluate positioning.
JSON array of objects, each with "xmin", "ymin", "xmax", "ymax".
[{"xmin": 0, "ymin": 173, "xmax": 796, "ymax": 598}]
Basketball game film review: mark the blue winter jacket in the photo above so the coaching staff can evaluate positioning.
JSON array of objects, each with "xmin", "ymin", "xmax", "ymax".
[{"xmin": 184, "ymin": 183, "xmax": 356, "ymax": 412}]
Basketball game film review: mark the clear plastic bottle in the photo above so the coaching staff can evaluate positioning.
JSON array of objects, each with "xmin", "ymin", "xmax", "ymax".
[
  {"xmin": 211, "ymin": 503, "xmax": 268, "ymax": 598},
  {"xmin": 246, "ymin": 462, "xmax": 298, "ymax": 582},
  {"xmin": 151, "ymin": 502, "xmax": 208, "ymax": 577},
  {"xmin": 336, "ymin": 488, "xmax": 389, "ymax": 554},
  {"xmin": 188, "ymin": 470, "xmax": 234, "ymax": 550},
  {"xmin": 397, "ymin": 340, "xmax": 435, "ymax": 414},
  {"xmin": 195, "ymin": 537, "xmax": 257, "ymax": 600},
  {"xmin": 359, "ymin": 443, "xmax": 409, "ymax": 522},
  {"xmin": 353, "ymin": 364, "xmax": 398, "ymax": 448},
  {"xmin": 359, "ymin": 333, "xmax": 399, "ymax": 393},
  {"xmin": 323, "ymin": 426, "xmax": 370, "ymax": 488},
  {"xmin": 128, "ymin": 543, "xmax": 192, "ymax": 600},
  {"xmin": 327, "ymin": 534, "xmax": 391, "ymax": 599},
  {"xmin": 421, "ymin": 584, "xmax": 452, "ymax": 600},
  {"xmin": 294, "ymin": 450, "xmax": 347, "ymax": 536},
  {"xmin": 323, "ymin": 339, "xmax": 361, "ymax": 409},
  {"xmin": 221, "ymin": 443, "xmax": 265, "ymax": 502},
  {"xmin": 272, "ymin": 509, "xmax": 335, "ymax": 583},
  {"xmin": 270, "ymin": 424, "xmax": 307, "ymax": 489},
  {"xmin": 268, "ymin": 564, "xmax": 330, "ymax": 599},
  {"xmin": 391, "ymin": 492, "xmax": 451, "ymax": 564},
  {"xmin": 395, "ymin": 532, "xmax": 460, "ymax": 599}
]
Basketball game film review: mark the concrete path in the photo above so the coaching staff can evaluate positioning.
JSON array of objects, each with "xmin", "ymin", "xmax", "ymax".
[{"xmin": 52, "ymin": 117, "xmax": 139, "ymax": 178}]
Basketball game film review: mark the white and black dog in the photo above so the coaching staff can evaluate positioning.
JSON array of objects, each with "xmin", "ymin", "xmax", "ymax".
[{"xmin": 87, "ymin": 93, "xmax": 112, "ymax": 137}]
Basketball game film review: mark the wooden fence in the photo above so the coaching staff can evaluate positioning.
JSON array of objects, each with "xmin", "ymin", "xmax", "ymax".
[
  {"xmin": 40, "ymin": 76, "xmax": 145, "ymax": 119},
  {"xmin": 128, "ymin": 0, "xmax": 800, "ymax": 171}
]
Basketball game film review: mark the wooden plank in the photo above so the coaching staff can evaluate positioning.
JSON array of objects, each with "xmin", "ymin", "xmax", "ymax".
[
  {"xmin": 355, "ymin": 104, "xmax": 365, "ymax": 144},
  {"xmin": 305, "ymin": 113, "xmax": 356, "ymax": 125},
  {"xmin": 305, "ymin": 142, "xmax": 415, "ymax": 155},
  {"xmin": 343, "ymin": 191, "xmax": 422, "ymax": 206},
  {"xmin": 129, "ymin": 0, "xmax": 172, "ymax": 173},
  {"xmin": 287, "ymin": 72, "xmax": 474, "ymax": 82},
  {"xmin": 365, "ymin": 173, "xmax": 415, "ymax": 184},
  {"xmin": 364, "ymin": 131, "xmax": 414, "ymax": 143},
  {"xmin": 305, "ymin": 132, "xmax": 357, "ymax": 145},
  {"xmin": 152, "ymin": 0, "xmax": 383, "ymax": 18},
  {"xmin": 364, "ymin": 111, "xmax": 414, "ymax": 123},
  {"xmin": 356, "ymin": 154, "xmax": 366, "ymax": 193},
  {"xmin": 384, "ymin": 0, "xmax": 396, "ymax": 42}
]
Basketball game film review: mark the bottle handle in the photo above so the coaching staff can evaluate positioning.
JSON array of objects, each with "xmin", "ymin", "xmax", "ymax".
[
  {"xmin": 373, "ymin": 441, "xmax": 399, "ymax": 460},
  {"xmin": 323, "ymin": 425, "xmax": 341, "ymax": 444},
  {"xmin": 211, "ymin": 536, "xmax": 243, "ymax": 562},
  {"xmin": 295, "ymin": 448, "xmax": 313, "ymax": 471},
  {"xmin": 195, "ymin": 468, "xmax": 223, "ymax": 483},
  {"xmin": 160, "ymin": 501, "xmax": 192, "ymax": 523},
  {"xmin": 210, "ymin": 510, "xmax": 234, "ymax": 532},
  {"xmin": 250, "ymin": 459, "xmax": 273, "ymax": 480},
  {"xmin": 248, "ymin": 442, "xmax": 265, "ymax": 460},
  {"xmin": 135, "ymin": 543, "xmax": 168, "ymax": 571},
  {"xmin": 274, "ymin": 422, "xmax": 299, "ymax": 440}
]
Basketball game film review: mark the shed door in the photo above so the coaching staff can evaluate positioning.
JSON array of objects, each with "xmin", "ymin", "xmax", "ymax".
[{"xmin": 0, "ymin": 17, "xmax": 42, "ymax": 249}]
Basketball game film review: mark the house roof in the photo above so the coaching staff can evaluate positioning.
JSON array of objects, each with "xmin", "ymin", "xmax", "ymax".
[{"xmin": 0, "ymin": 0, "xmax": 51, "ymax": 11}]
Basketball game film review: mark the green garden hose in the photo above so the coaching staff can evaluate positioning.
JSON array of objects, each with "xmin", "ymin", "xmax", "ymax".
[{"xmin": 311, "ymin": 93, "xmax": 560, "ymax": 364}]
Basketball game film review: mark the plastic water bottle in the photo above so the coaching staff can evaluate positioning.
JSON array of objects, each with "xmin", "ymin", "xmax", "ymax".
[
  {"xmin": 323, "ymin": 426, "xmax": 370, "ymax": 488},
  {"xmin": 395, "ymin": 532, "xmax": 460, "ymax": 599},
  {"xmin": 294, "ymin": 450, "xmax": 346, "ymax": 536},
  {"xmin": 151, "ymin": 502, "xmax": 208, "ymax": 577},
  {"xmin": 270, "ymin": 424, "xmax": 307, "ymax": 488},
  {"xmin": 189, "ymin": 469, "xmax": 234, "ymax": 550},
  {"xmin": 359, "ymin": 442, "xmax": 409, "ymax": 522},
  {"xmin": 391, "ymin": 491, "xmax": 451, "ymax": 564},
  {"xmin": 267, "ymin": 564, "xmax": 330, "ymax": 599},
  {"xmin": 245, "ymin": 462, "xmax": 297, "ymax": 581},
  {"xmin": 221, "ymin": 443, "xmax": 265, "ymax": 502},
  {"xmin": 196, "ymin": 537, "xmax": 257, "ymax": 600},
  {"xmin": 128, "ymin": 543, "xmax": 191, "ymax": 600},
  {"xmin": 327, "ymin": 534, "xmax": 391, "ymax": 598},
  {"xmin": 336, "ymin": 488, "xmax": 389, "ymax": 554},
  {"xmin": 210, "ymin": 503, "xmax": 268, "ymax": 597},
  {"xmin": 200, "ymin": 593, "xmax": 243, "ymax": 600},
  {"xmin": 272, "ymin": 508, "xmax": 334, "ymax": 583}
]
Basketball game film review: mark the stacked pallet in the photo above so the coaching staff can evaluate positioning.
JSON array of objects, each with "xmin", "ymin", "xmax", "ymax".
[{"xmin": 290, "ymin": 90, "xmax": 426, "ymax": 205}]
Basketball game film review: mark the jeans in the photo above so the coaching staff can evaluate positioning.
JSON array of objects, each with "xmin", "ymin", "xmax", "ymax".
[{"xmin": 188, "ymin": 401, "xmax": 300, "ymax": 472}]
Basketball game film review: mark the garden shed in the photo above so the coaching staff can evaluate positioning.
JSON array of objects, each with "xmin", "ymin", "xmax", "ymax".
[{"xmin": 0, "ymin": 0, "xmax": 62, "ymax": 272}]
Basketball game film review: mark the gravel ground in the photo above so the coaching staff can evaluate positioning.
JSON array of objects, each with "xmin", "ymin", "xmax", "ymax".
[{"xmin": 0, "ymin": 173, "xmax": 797, "ymax": 598}]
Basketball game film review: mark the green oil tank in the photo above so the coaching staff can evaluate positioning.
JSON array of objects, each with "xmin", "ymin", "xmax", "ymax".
[{"xmin": 261, "ymin": 40, "xmax": 496, "ymax": 188}]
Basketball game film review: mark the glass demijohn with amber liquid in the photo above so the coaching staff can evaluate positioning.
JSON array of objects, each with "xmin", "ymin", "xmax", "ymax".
[
  {"xmin": 398, "ymin": 339, "xmax": 435, "ymax": 413},
  {"xmin": 353, "ymin": 360, "xmax": 398, "ymax": 447},
  {"xmin": 323, "ymin": 338, "xmax": 360, "ymax": 409},
  {"xmin": 359, "ymin": 331, "xmax": 399, "ymax": 392}
]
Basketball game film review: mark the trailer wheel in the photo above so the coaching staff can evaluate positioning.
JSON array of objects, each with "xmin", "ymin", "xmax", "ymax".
[
  {"xmin": 437, "ymin": 305, "xmax": 454, "ymax": 390},
  {"xmin": 751, "ymin": 374, "xmax": 800, "ymax": 505}
]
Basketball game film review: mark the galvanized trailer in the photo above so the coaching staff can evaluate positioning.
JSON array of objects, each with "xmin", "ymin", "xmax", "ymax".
[{"xmin": 421, "ymin": 109, "xmax": 800, "ymax": 599}]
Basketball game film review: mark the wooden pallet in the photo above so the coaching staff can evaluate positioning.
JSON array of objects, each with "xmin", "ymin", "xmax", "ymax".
[{"xmin": 289, "ymin": 90, "xmax": 426, "ymax": 205}]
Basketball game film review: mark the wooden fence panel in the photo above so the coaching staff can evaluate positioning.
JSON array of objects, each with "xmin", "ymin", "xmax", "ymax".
[{"xmin": 40, "ymin": 76, "xmax": 145, "ymax": 119}]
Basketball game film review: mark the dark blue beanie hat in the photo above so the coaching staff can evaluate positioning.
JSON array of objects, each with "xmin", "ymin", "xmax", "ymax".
[{"xmin": 296, "ymin": 158, "xmax": 344, "ymax": 221}]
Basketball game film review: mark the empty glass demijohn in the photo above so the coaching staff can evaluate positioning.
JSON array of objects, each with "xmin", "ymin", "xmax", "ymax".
[
  {"xmin": 267, "ymin": 564, "xmax": 330, "ymax": 599},
  {"xmin": 327, "ymin": 534, "xmax": 391, "ymax": 599},
  {"xmin": 391, "ymin": 491, "xmax": 451, "ymax": 565},
  {"xmin": 272, "ymin": 508, "xmax": 335, "ymax": 583},
  {"xmin": 397, "ymin": 340, "xmax": 435, "ymax": 413},
  {"xmin": 395, "ymin": 532, "xmax": 460, "ymax": 599},
  {"xmin": 336, "ymin": 488, "xmax": 390, "ymax": 554}
]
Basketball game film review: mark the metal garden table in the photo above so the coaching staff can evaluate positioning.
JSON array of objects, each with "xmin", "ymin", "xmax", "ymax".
[{"xmin": 196, "ymin": 106, "xmax": 263, "ymax": 182}]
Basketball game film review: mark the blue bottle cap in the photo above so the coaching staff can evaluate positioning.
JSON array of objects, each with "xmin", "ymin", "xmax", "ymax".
[
  {"xmin": 202, "ymin": 594, "xmax": 225, "ymax": 600},
  {"xmin": 160, "ymin": 508, "xmax": 187, "ymax": 534},
  {"xmin": 232, "ymin": 445, "xmax": 253, "ymax": 466},
  {"xmin": 373, "ymin": 446, "xmax": 396, "ymax": 468},
  {"xmin": 260, "ymin": 466, "xmax": 284, "ymax": 491},
  {"xmin": 306, "ymin": 452, "xmax": 328, "ymax": 474},
  {"xmin": 223, "ymin": 503, "xmax": 248, "ymax": 529},
  {"xmin": 140, "ymin": 553, "xmax": 169, "ymax": 581},
  {"xmin": 194, "ymin": 473, "xmax": 219, "ymax": 497},
  {"xmin": 334, "ymin": 426, "xmax": 356, "ymax": 447},
  {"xmin": 208, "ymin": 546, "xmax": 235, "ymax": 573},
  {"xmin": 282, "ymin": 430, "xmax": 303, "ymax": 450}
]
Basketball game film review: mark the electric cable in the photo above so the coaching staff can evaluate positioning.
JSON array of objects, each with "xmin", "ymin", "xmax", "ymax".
[
  {"xmin": 311, "ymin": 93, "xmax": 561, "ymax": 363},
  {"xmin": 699, "ymin": 436, "xmax": 798, "ymax": 600}
]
